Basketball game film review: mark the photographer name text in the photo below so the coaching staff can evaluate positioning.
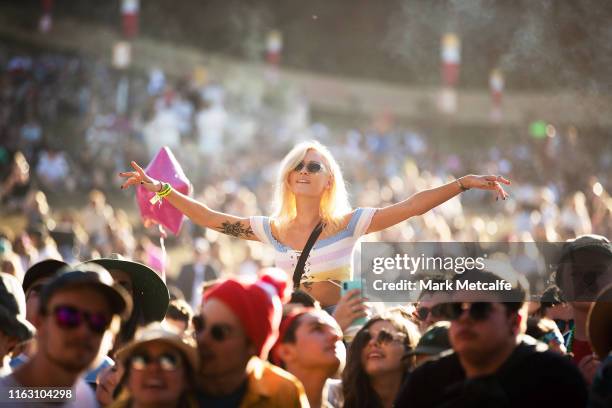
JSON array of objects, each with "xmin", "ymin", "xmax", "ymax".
[{"xmin": 372, "ymin": 279, "xmax": 512, "ymax": 291}]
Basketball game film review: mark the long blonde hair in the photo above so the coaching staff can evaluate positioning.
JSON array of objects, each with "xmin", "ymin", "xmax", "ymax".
[{"xmin": 272, "ymin": 141, "xmax": 351, "ymax": 233}]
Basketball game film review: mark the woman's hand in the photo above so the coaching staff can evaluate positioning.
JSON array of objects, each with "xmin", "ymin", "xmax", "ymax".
[
  {"xmin": 460, "ymin": 174, "xmax": 511, "ymax": 201},
  {"xmin": 333, "ymin": 289, "xmax": 368, "ymax": 333},
  {"xmin": 119, "ymin": 161, "xmax": 162, "ymax": 193},
  {"xmin": 96, "ymin": 362, "xmax": 124, "ymax": 406}
]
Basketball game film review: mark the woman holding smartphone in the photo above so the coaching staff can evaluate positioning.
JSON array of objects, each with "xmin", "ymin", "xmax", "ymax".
[{"xmin": 120, "ymin": 140, "xmax": 509, "ymax": 308}]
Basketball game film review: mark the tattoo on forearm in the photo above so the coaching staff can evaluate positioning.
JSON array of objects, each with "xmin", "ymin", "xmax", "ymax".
[{"xmin": 216, "ymin": 221, "xmax": 254, "ymax": 238}]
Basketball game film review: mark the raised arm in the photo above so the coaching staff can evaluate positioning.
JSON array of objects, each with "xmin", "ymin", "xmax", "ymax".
[
  {"xmin": 366, "ymin": 175, "xmax": 510, "ymax": 234},
  {"xmin": 120, "ymin": 161, "xmax": 259, "ymax": 241}
]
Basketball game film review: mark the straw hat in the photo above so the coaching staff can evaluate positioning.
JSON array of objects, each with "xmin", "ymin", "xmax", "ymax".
[{"xmin": 116, "ymin": 322, "xmax": 199, "ymax": 372}]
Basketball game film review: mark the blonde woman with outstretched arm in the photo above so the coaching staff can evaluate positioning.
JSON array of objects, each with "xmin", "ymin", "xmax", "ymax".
[{"xmin": 120, "ymin": 141, "xmax": 509, "ymax": 309}]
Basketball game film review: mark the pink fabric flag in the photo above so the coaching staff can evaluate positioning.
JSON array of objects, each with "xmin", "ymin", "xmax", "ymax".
[{"xmin": 136, "ymin": 146, "xmax": 191, "ymax": 235}]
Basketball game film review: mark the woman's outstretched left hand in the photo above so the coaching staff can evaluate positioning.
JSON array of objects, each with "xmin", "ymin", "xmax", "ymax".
[{"xmin": 461, "ymin": 175, "xmax": 511, "ymax": 201}]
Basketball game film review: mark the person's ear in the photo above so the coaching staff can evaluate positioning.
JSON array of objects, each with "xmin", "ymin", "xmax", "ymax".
[
  {"xmin": 6, "ymin": 337, "xmax": 19, "ymax": 354},
  {"xmin": 509, "ymin": 311, "xmax": 522, "ymax": 335},
  {"xmin": 277, "ymin": 344, "xmax": 296, "ymax": 365},
  {"xmin": 31, "ymin": 311, "xmax": 44, "ymax": 329}
]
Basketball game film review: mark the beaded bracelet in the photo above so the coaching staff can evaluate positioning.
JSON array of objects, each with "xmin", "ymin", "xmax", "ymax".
[{"xmin": 456, "ymin": 178, "xmax": 470, "ymax": 192}]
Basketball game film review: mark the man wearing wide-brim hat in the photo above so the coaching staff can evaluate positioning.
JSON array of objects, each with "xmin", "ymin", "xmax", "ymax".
[
  {"xmin": 84, "ymin": 253, "xmax": 170, "ymax": 346},
  {"xmin": 0, "ymin": 272, "xmax": 35, "ymax": 376}
]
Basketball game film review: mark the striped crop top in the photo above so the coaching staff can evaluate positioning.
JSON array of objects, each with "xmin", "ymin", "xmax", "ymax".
[{"xmin": 249, "ymin": 207, "xmax": 377, "ymax": 284}]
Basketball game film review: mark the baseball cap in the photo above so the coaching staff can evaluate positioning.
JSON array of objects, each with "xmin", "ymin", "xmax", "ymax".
[
  {"xmin": 22, "ymin": 259, "xmax": 68, "ymax": 294},
  {"xmin": 560, "ymin": 234, "xmax": 611, "ymax": 261},
  {"xmin": 406, "ymin": 321, "xmax": 451, "ymax": 357},
  {"xmin": 39, "ymin": 263, "xmax": 132, "ymax": 320}
]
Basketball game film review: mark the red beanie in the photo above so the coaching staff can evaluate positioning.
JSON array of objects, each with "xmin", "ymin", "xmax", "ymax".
[{"xmin": 203, "ymin": 268, "xmax": 290, "ymax": 359}]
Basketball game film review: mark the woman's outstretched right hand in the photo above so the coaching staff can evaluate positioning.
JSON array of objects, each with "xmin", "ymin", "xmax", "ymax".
[
  {"xmin": 120, "ymin": 160, "xmax": 260, "ymax": 242},
  {"xmin": 119, "ymin": 161, "xmax": 161, "ymax": 193}
]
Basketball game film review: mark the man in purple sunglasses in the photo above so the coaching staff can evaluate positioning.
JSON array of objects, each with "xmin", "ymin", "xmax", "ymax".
[{"xmin": 0, "ymin": 264, "xmax": 131, "ymax": 407}]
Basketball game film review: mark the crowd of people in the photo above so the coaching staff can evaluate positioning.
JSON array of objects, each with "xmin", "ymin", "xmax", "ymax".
[
  {"xmin": 0, "ymin": 45, "xmax": 611, "ymax": 407},
  {"xmin": 0, "ymin": 232, "xmax": 611, "ymax": 407}
]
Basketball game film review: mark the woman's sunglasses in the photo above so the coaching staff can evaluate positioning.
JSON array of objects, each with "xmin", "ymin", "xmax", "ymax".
[
  {"xmin": 51, "ymin": 305, "xmax": 111, "ymax": 334},
  {"xmin": 192, "ymin": 315, "xmax": 233, "ymax": 342},
  {"xmin": 130, "ymin": 351, "xmax": 182, "ymax": 372},
  {"xmin": 293, "ymin": 161, "xmax": 325, "ymax": 174},
  {"xmin": 362, "ymin": 328, "xmax": 406, "ymax": 345},
  {"xmin": 438, "ymin": 302, "xmax": 494, "ymax": 321}
]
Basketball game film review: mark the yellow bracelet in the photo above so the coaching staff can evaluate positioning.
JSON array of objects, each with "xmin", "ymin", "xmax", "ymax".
[
  {"xmin": 149, "ymin": 183, "xmax": 172, "ymax": 204},
  {"xmin": 158, "ymin": 183, "xmax": 172, "ymax": 197}
]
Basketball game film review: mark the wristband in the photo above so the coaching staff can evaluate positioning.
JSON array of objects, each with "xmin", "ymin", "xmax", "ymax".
[{"xmin": 150, "ymin": 183, "xmax": 172, "ymax": 204}]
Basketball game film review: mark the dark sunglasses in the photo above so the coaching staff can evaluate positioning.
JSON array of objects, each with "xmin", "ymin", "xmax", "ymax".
[
  {"xmin": 52, "ymin": 305, "xmax": 111, "ymax": 334},
  {"xmin": 553, "ymin": 318, "xmax": 574, "ymax": 333},
  {"xmin": 293, "ymin": 161, "xmax": 325, "ymax": 174},
  {"xmin": 438, "ymin": 302, "xmax": 494, "ymax": 322},
  {"xmin": 362, "ymin": 328, "xmax": 406, "ymax": 345},
  {"xmin": 416, "ymin": 304, "xmax": 445, "ymax": 321},
  {"xmin": 130, "ymin": 351, "xmax": 182, "ymax": 371},
  {"xmin": 192, "ymin": 315, "xmax": 233, "ymax": 342}
]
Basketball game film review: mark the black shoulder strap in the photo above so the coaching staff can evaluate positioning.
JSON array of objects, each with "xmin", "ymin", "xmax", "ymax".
[{"xmin": 293, "ymin": 221, "xmax": 325, "ymax": 290}]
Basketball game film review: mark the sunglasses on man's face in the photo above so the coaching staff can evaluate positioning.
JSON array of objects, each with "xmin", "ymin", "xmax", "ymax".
[
  {"xmin": 438, "ymin": 302, "xmax": 494, "ymax": 322},
  {"xmin": 51, "ymin": 305, "xmax": 111, "ymax": 334},
  {"xmin": 192, "ymin": 315, "xmax": 233, "ymax": 342},
  {"xmin": 293, "ymin": 161, "xmax": 325, "ymax": 174},
  {"xmin": 130, "ymin": 351, "xmax": 182, "ymax": 372},
  {"xmin": 362, "ymin": 328, "xmax": 406, "ymax": 345},
  {"xmin": 416, "ymin": 304, "xmax": 445, "ymax": 321}
]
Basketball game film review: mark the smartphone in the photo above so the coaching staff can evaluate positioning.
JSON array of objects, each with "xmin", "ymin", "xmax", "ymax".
[{"xmin": 342, "ymin": 280, "xmax": 367, "ymax": 326}]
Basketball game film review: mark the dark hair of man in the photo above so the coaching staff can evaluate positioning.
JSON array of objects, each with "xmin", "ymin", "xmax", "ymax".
[
  {"xmin": 289, "ymin": 290, "xmax": 318, "ymax": 308},
  {"xmin": 538, "ymin": 285, "xmax": 564, "ymax": 316}
]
